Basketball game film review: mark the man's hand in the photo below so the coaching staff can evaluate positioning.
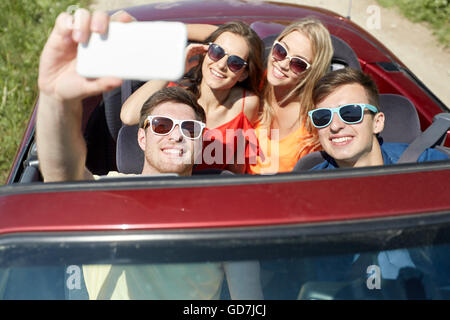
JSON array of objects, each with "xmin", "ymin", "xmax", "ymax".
[{"xmin": 38, "ymin": 9, "xmax": 126, "ymax": 102}]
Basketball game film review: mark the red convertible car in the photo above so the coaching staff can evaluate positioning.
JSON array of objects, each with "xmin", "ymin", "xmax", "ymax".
[{"xmin": 1, "ymin": 0, "xmax": 449, "ymax": 300}]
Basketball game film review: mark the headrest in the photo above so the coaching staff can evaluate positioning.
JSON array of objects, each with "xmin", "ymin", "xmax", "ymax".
[
  {"xmin": 329, "ymin": 35, "xmax": 361, "ymax": 71},
  {"xmin": 378, "ymin": 94, "xmax": 421, "ymax": 144},
  {"xmin": 103, "ymin": 80, "xmax": 146, "ymax": 143},
  {"xmin": 116, "ymin": 125, "xmax": 144, "ymax": 174},
  {"xmin": 292, "ymin": 151, "xmax": 328, "ymax": 172}
]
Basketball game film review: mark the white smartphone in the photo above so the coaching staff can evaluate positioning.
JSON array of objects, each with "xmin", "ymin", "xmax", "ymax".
[{"xmin": 77, "ymin": 21, "xmax": 187, "ymax": 81}]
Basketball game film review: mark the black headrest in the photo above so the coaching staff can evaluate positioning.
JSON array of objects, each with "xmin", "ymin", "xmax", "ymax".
[
  {"xmin": 292, "ymin": 151, "xmax": 328, "ymax": 172},
  {"xmin": 103, "ymin": 80, "xmax": 146, "ymax": 143},
  {"xmin": 378, "ymin": 94, "xmax": 421, "ymax": 144},
  {"xmin": 329, "ymin": 35, "xmax": 361, "ymax": 71},
  {"xmin": 116, "ymin": 125, "xmax": 144, "ymax": 174}
]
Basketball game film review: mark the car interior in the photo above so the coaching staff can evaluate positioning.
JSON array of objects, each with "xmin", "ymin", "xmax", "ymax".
[
  {"xmin": 15, "ymin": 22, "xmax": 450, "ymax": 184},
  {"xmin": 3, "ymin": 24, "xmax": 450, "ymax": 301}
]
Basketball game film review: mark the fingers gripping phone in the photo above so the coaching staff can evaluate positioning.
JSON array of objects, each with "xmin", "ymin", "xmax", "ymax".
[{"xmin": 77, "ymin": 21, "xmax": 187, "ymax": 81}]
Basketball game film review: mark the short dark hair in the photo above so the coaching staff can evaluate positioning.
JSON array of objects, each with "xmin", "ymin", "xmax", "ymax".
[
  {"xmin": 312, "ymin": 68, "xmax": 380, "ymax": 108},
  {"xmin": 139, "ymin": 86, "xmax": 206, "ymax": 128}
]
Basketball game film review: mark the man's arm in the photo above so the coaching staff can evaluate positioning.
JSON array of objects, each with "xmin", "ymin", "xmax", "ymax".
[
  {"xmin": 120, "ymin": 80, "xmax": 168, "ymax": 125},
  {"xmin": 37, "ymin": 94, "xmax": 94, "ymax": 181},
  {"xmin": 36, "ymin": 10, "xmax": 129, "ymax": 182}
]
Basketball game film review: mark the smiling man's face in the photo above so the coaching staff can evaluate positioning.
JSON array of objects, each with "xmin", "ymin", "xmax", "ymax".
[
  {"xmin": 316, "ymin": 83, "xmax": 385, "ymax": 168},
  {"xmin": 138, "ymin": 101, "xmax": 202, "ymax": 176}
]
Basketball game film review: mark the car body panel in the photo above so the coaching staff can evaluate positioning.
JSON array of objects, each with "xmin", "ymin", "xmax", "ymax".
[
  {"xmin": 1, "ymin": 164, "xmax": 449, "ymax": 234},
  {"xmin": 0, "ymin": 0, "xmax": 448, "ymax": 233},
  {"xmin": 1, "ymin": 0, "xmax": 450, "ymax": 301}
]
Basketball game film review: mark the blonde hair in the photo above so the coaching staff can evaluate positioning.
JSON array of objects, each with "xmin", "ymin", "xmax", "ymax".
[{"xmin": 259, "ymin": 18, "xmax": 333, "ymax": 152}]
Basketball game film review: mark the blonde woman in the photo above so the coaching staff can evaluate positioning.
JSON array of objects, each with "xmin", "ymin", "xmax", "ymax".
[{"xmin": 249, "ymin": 19, "xmax": 334, "ymax": 174}]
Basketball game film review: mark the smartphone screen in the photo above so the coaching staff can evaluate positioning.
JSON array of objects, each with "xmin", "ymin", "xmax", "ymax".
[{"xmin": 77, "ymin": 21, "xmax": 187, "ymax": 81}]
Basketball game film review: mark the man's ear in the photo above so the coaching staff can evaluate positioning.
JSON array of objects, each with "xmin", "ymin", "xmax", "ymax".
[
  {"xmin": 137, "ymin": 128, "xmax": 147, "ymax": 151},
  {"xmin": 238, "ymin": 69, "xmax": 248, "ymax": 83},
  {"xmin": 373, "ymin": 112, "xmax": 385, "ymax": 134}
]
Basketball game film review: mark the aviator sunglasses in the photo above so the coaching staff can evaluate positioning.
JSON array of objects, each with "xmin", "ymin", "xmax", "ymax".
[
  {"xmin": 143, "ymin": 116, "xmax": 206, "ymax": 140},
  {"xmin": 207, "ymin": 43, "xmax": 248, "ymax": 73},
  {"xmin": 272, "ymin": 41, "xmax": 311, "ymax": 74},
  {"xmin": 308, "ymin": 104, "xmax": 379, "ymax": 128}
]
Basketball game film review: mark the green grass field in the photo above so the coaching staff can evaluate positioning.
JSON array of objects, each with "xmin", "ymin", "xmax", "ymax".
[
  {"xmin": 0, "ymin": 0, "xmax": 89, "ymax": 184},
  {"xmin": 377, "ymin": 0, "xmax": 449, "ymax": 47}
]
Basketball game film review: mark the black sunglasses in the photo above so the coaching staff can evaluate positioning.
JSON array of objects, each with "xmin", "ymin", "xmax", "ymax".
[
  {"xmin": 272, "ymin": 41, "xmax": 311, "ymax": 74},
  {"xmin": 207, "ymin": 43, "xmax": 248, "ymax": 73},
  {"xmin": 308, "ymin": 104, "xmax": 379, "ymax": 128},
  {"xmin": 143, "ymin": 116, "xmax": 205, "ymax": 140}
]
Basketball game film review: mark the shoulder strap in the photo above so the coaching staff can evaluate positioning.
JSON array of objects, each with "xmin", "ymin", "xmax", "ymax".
[
  {"xmin": 241, "ymin": 88, "xmax": 246, "ymax": 112},
  {"xmin": 398, "ymin": 113, "xmax": 450, "ymax": 163}
]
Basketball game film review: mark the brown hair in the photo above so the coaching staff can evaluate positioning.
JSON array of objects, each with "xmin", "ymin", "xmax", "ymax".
[
  {"xmin": 312, "ymin": 68, "xmax": 380, "ymax": 107},
  {"xmin": 184, "ymin": 21, "xmax": 264, "ymax": 97},
  {"xmin": 139, "ymin": 86, "xmax": 206, "ymax": 128}
]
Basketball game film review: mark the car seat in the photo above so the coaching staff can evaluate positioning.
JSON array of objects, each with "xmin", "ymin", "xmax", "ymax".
[
  {"xmin": 103, "ymin": 80, "xmax": 146, "ymax": 143},
  {"xmin": 116, "ymin": 125, "xmax": 144, "ymax": 174}
]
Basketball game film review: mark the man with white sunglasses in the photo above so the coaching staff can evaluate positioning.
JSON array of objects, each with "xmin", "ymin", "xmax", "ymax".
[
  {"xmin": 308, "ymin": 68, "xmax": 447, "ymax": 170},
  {"xmin": 36, "ymin": 9, "xmax": 263, "ymax": 300}
]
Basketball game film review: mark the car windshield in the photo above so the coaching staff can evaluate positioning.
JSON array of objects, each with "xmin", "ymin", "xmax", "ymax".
[{"xmin": 1, "ymin": 216, "xmax": 449, "ymax": 300}]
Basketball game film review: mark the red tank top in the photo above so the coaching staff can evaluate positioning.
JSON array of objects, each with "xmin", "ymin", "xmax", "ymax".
[
  {"xmin": 195, "ymin": 89, "xmax": 259, "ymax": 172},
  {"xmin": 167, "ymin": 83, "xmax": 258, "ymax": 172}
]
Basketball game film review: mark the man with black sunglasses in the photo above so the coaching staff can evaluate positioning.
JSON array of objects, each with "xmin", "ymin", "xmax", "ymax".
[{"xmin": 307, "ymin": 68, "xmax": 447, "ymax": 170}]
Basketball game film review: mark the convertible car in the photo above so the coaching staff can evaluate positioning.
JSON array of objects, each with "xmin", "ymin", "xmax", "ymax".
[{"xmin": 1, "ymin": 0, "xmax": 449, "ymax": 300}]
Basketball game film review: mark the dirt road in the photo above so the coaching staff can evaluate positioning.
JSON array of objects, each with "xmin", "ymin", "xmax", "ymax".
[{"xmin": 90, "ymin": 0, "xmax": 450, "ymax": 108}]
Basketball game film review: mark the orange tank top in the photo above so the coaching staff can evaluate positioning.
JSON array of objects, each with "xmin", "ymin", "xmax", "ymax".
[{"xmin": 246, "ymin": 120, "xmax": 319, "ymax": 174}]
